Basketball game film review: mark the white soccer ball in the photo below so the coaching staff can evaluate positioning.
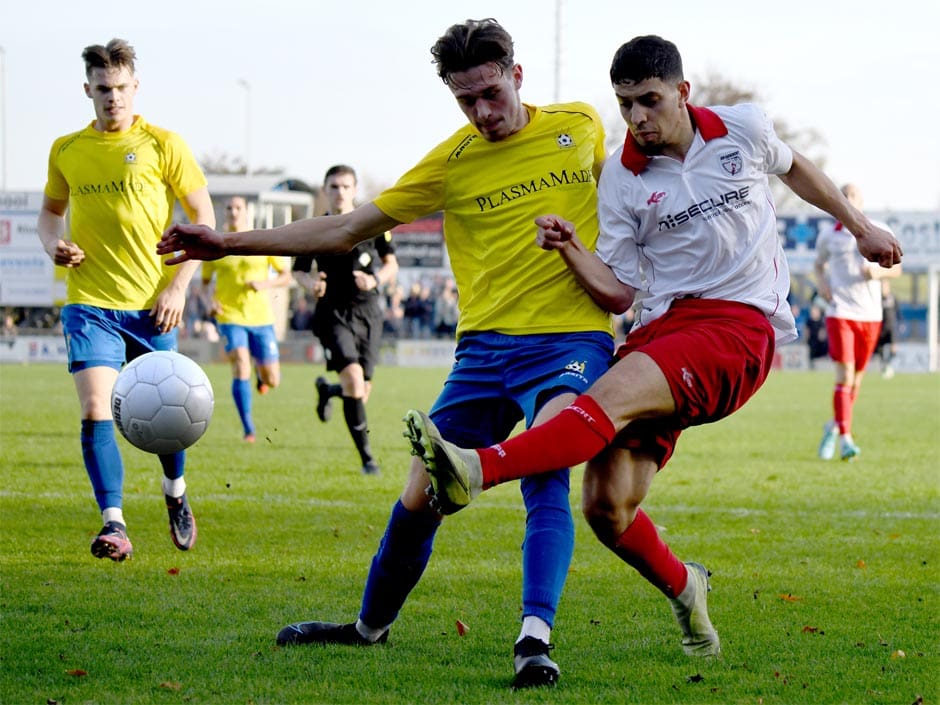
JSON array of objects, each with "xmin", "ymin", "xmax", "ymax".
[{"xmin": 111, "ymin": 351, "xmax": 214, "ymax": 454}]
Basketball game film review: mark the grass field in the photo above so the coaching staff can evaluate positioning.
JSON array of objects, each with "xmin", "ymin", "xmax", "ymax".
[{"xmin": 1, "ymin": 362, "xmax": 937, "ymax": 705}]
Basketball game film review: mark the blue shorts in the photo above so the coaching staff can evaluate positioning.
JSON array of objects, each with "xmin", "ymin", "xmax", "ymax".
[
  {"xmin": 429, "ymin": 330, "xmax": 614, "ymax": 448},
  {"xmin": 60, "ymin": 304, "xmax": 178, "ymax": 373},
  {"xmin": 217, "ymin": 323, "xmax": 280, "ymax": 363}
]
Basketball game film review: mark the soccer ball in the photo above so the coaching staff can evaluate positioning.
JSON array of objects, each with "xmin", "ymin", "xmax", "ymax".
[{"xmin": 111, "ymin": 351, "xmax": 214, "ymax": 454}]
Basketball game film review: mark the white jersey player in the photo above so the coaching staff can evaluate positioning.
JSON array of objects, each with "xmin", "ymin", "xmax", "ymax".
[
  {"xmin": 814, "ymin": 184, "xmax": 901, "ymax": 461},
  {"xmin": 402, "ymin": 35, "xmax": 903, "ymax": 667}
]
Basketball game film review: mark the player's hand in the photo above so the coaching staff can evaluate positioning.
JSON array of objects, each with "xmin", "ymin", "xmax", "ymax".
[
  {"xmin": 854, "ymin": 222, "xmax": 903, "ymax": 269},
  {"xmin": 353, "ymin": 271, "xmax": 378, "ymax": 292},
  {"xmin": 157, "ymin": 223, "xmax": 227, "ymax": 264},
  {"xmin": 535, "ymin": 215, "xmax": 576, "ymax": 251},
  {"xmin": 53, "ymin": 240, "xmax": 85, "ymax": 268},
  {"xmin": 150, "ymin": 288, "xmax": 187, "ymax": 333}
]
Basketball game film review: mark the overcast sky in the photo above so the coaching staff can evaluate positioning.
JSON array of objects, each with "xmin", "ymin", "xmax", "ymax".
[{"xmin": 2, "ymin": 0, "xmax": 938, "ymax": 212}]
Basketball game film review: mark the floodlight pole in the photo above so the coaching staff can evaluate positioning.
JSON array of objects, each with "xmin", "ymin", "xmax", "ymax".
[
  {"xmin": 0, "ymin": 46, "xmax": 7, "ymax": 191},
  {"xmin": 553, "ymin": 0, "xmax": 562, "ymax": 102},
  {"xmin": 237, "ymin": 79, "xmax": 251, "ymax": 177}
]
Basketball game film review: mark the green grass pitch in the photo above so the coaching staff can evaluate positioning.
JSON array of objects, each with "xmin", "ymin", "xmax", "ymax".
[{"xmin": 1, "ymin": 362, "xmax": 937, "ymax": 704}]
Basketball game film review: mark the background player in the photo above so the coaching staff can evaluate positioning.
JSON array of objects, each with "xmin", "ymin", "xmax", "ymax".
[
  {"xmin": 814, "ymin": 184, "xmax": 901, "ymax": 460},
  {"xmin": 37, "ymin": 38, "xmax": 214, "ymax": 560},
  {"xmin": 292, "ymin": 165, "xmax": 397, "ymax": 475},
  {"xmin": 202, "ymin": 196, "xmax": 291, "ymax": 443}
]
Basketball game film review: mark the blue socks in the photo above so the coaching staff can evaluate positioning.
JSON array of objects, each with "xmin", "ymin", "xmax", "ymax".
[
  {"xmin": 81, "ymin": 419, "xmax": 124, "ymax": 511},
  {"xmin": 232, "ymin": 378, "xmax": 254, "ymax": 436},
  {"xmin": 520, "ymin": 470, "xmax": 574, "ymax": 626},
  {"xmin": 359, "ymin": 500, "xmax": 441, "ymax": 630},
  {"xmin": 159, "ymin": 451, "xmax": 185, "ymax": 483},
  {"xmin": 81, "ymin": 420, "xmax": 185, "ymax": 519}
]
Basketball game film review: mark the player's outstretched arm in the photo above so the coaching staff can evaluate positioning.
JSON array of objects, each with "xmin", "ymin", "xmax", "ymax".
[
  {"xmin": 158, "ymin": 223, "xmax": 227, "ymax": 264},
  {"xmin": 158, "ymin": 203, "xmax": 402, "ymax": 265},
  {"xmin": 535, "ymin": 214, "xmax": 636, "ymax": 314},
  {"xmin": 778, "ymin": 151, "xmax": 902, "ymax": 268}
]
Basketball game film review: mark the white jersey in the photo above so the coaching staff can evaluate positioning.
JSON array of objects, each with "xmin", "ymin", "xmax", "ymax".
[
  {"xmin": 597, "ymin": 103, "xmax": 798, "ymax": 344},
  {"xmin": 815, "ymin": 220, "xmax": 887, "ymax": 322}
]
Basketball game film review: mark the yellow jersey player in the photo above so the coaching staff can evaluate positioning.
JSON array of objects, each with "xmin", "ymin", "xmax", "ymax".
[
  {"xmin": 38, "ymin": 38, "xmax": 215, "ymax": 561},
  {"xmin": 160, "ymin": 18, "xmax": 612, "ymax": 688},
  {"xmin": 202, "ymin": 196, "xmax": 291, "ymax": 443}
]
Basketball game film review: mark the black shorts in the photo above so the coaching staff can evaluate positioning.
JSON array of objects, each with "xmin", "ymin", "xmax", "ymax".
[{"xmin": 313, "ymin": 302, "xmax": 383, "ymax": 379}]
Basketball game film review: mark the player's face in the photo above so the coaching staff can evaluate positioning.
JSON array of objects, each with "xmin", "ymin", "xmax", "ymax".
[
  {"xmin": 324, "ymin": 173, "xmax": 357, "ymax": 214},
  {"xmin": 448, "ymin": 62, "xmax": 527, "ymax": 142},
  {"xmin": 613, "ymin": 77, "xmax": 690, "ymax": 155},
  {"xmin": 84, "ymin": 66, "xmax": 138, "ymax": 132},
  {"xmin": 224, "ymin": 197, "xmax": 249, "ymax": 231}
]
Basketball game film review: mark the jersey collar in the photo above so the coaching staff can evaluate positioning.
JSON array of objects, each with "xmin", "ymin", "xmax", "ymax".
[{"xmin": 620, "ymin": 104, "xmax": 729, "ymax": 175}]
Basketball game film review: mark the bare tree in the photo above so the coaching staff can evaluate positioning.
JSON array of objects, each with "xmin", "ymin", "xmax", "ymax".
[
  {"xmin": 199, "ymin": 150, "xmax": 286, "ymax": 176},
  {"xmin": 601, "ymin": 71, "xmax": 827, "ymax": 211}
]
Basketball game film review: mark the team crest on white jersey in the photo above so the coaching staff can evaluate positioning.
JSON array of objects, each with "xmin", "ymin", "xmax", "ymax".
[
  {"xmin": 720, "ymin": 150, "xmax": 742, "ymax": 176},
  {"xmin": 124, "ymin": 152, "xmax": 137, "ymax": 164},
  {"xmin": 556, "ymin": 133, "xmax": 574, "ymax": 148}
]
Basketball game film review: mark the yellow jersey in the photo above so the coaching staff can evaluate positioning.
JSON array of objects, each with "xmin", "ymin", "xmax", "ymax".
[
  {"xmin": 202, "ymin": 256, "xmax": 288, "ymax": 326},
  {"xmin": 44, "ymin": 115, "xmax": 207, "ymax": 309},
  {"xmin": 374, "ymin": 102, "xmax": 612, "ymax": 338}
]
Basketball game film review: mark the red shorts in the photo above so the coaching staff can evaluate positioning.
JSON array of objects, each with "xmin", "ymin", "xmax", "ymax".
[
  {"xmin": 613, "ymin": 299, "xmax": 776, "ymax": 467},
  {"xmin": 825, "ymin": 317, "xmax": 880, "ymax": 372}
]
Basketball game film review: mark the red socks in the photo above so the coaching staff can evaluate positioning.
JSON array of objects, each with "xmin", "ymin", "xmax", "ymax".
[
  {"xmin": 614, "ymin": 509, "xmax": 688, "ymax": 598},
  {"xmin": 833, "ymin": 383, "xmax": 853, "ymax": 435},
  {"xmin": 478, "ymin": 394, "xmax": 616, "ymax": 488},
  {"xmin": 474, "ymin": 394, "xmax": 686, "ymax": 598}
]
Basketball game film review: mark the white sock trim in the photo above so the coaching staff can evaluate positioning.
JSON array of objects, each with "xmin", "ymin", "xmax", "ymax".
[
  {"xmin": 673, "ymin": 564, "xmax": 696, "ymax": 607},
  {"xmin": 162, "ymin": 476, "xmax": 186, "ymax": 498},
  {"xmin": 517, "ymin": 615, "xmax": 551, "ymax": 644},
  {"xmin": 355, "ymin": 618, "xmax": 389, "ymax": 642},
  {"xmin": 102, "ymin": 507, "xmax": 125, "ymax": 526}
]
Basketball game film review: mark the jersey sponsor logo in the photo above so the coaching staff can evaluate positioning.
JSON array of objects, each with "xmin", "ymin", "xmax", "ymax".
[
  {"xmin": 647, "ymin": 191, "xmax": 666, "ymax": 205},
  {"xmin": 681, "ymin": 366, "xmax": 695, "ymax": 389},
  {"xmin": 69, "ymin": 179, "xmax": 146, "ymax": 197},
  {"xmin": 475, "ymin": 169, "xmax": 595, "ymax": 212},
  {"xmin": 556, "ymin": 133, "xmax": 574, "ymax": 148},
  {"xmin": 656, "ymin": 185, "xmax": 751, "ymax": 231},
  {"xmin": 720, "ymin": 150, "xmax": 742, "ymax": 175}
]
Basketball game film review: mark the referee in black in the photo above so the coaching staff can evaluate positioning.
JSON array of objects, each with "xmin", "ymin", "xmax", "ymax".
[{"xmin": 293, "ymin": 165, "xmax": 398, "ymax": 475}]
